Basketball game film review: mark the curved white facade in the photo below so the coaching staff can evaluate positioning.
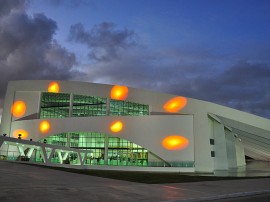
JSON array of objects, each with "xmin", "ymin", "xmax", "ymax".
[{"xmin": 1, "ymin": 80, "xmax": 270, "ymax": 172}]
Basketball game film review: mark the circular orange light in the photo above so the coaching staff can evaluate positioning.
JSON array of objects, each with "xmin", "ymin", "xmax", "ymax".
[
  {"xmin": 110, "ymin": 121, "xmax": 123, "ymax": 133},
  {"xmin": 48, "ymin": 81, "xmax": 60, "ymax": 93},
  {"xmin": 11, "ymin": 100, "xmax": 26, "ymax": 118},
  {"xmin": 110, "ymin": 85, "xmax": 128, "ymax": 100},
  {"xmin": 163, "ymin": 96, "xmax": 187, "ymax": 113},
  {"xmin": 13, "ymin": 129, "xmax": 28, "ymax": 139},
  {"xmin": 162, "ymin": 135, "xmax": 189, "ymax": 150},
  {"xmin": 39, "ymin": 120, "xmax": 50, "ymax": 133}
]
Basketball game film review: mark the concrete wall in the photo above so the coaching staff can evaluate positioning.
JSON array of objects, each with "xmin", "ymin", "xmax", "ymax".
[
  {"xmin": 212, "ymin": 118, "xmax": 228, "ymax": 170},
  {"xmin": 225, "ymin": 129, "xmax": 237, "ymax": 168},
  {"xmin": 235, "ymin": 138, "xmax": 246, "ymax": 166},
  {"xmin": 10, "ymin": 115, "xmax": 194, "ymax": 163},
  {"xmin": 1, "ymin": 80, "xmax": 270, "ymax": 172}
]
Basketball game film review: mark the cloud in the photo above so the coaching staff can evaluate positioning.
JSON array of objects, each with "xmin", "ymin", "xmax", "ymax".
[
  {"xmin": 0, "ymin": 0, "xmax": 80, "ymax": 109},
  {"xmin": 0, "ymin": 1, "xmax": 269, "ymax": 121},
  {"xmin": 203, "ymin": 61, "xmax": 270, "ymax": 117},
  {"xmin": 0, "ymin": 0, "xmax": 26, "ymax": 17},
  {"xmin": 46, "ymin": 0, "xmax": 92, "ymax": 8},
  {"xmin": 69, "ymin": 22, "xmax": 138, "ymax": 61},
  {"xmin": 74, "ymin": 37, "xmax": 270, "ymax": 118}
]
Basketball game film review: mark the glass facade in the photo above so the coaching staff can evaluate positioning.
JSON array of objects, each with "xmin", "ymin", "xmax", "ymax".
[
  {"xmin": 39, "ymin": 132, "xmax": 148, "ymax": 166},
  {"xmin": 39, "ymin": 92, "xmax": 149, "ymax": 118},
  {"xmin": 37, "ymin": 92, "xmax": 193, "ymax": 167},
  {"xmin": 108, "ymin": 137, "xmax": 148, "ymax": 166},
  {"xmin": 40, "ymin": 93, "xmax": 70, "ymax": 118},
  {"xmin": 110, "ymin": 100, "xmax": 149, "ymax": 116},
  {"xmin": 72, "ymin": 95, "xmax": 107, "ymax": 117}
]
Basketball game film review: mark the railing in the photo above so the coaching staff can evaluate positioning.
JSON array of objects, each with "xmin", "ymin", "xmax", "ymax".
[
  {"xmin": 0, "ymin": 136, "xmax": 92, "ymax": 166},
  {"xmin": 148, "ymin": 161, "xmax": 194, "ymax": 167},
  {"xmin": 0, "ymin": 136, "xmax": 195, "ymax": 168}
]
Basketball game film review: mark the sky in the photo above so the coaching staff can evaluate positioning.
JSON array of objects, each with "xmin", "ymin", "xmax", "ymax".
[{"xmin": 0, "ymin": 0, "xmax": 270, "ymax": 120}]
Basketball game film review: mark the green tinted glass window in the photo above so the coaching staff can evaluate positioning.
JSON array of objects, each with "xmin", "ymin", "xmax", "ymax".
[
  {"xmin": 39, "ymin": 132, "xmax": 148, "ymax": 166},
  {"xmin": 110, "ymin": 100, "xmax": 149, "ymax": 116},
  {"xmin": 40, "ymin": 92, "xmax": 70, "ymax": 118},
  {"xmin": 72, "ymin": 95, "xmax": 107, "ymax": 117}
]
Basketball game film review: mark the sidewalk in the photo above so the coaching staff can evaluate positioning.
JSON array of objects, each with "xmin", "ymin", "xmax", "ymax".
[{"xmin": 0, "ymin": 161, "xmax": 269, "ymax": 201}]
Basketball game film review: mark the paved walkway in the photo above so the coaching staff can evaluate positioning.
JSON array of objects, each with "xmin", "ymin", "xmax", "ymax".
[{"xmin": 0, "ymin": 161, "xmax": 270, "ymax": 201}]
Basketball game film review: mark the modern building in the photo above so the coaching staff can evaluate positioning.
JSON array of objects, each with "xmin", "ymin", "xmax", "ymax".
[{"xmin": 0, "ymin": 80, "xmax": 269, "ymax": 173}]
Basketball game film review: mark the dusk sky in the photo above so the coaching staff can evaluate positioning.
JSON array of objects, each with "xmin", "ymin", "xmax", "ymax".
[{"xmin": 0, "ymin": 0, "xmax": 270, "ymax": 120}]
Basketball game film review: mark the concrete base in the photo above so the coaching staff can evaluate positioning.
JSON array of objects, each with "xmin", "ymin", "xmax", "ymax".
[{"xmin": 7, "ymin": 160, "xmax": 195, "ymax": 173}]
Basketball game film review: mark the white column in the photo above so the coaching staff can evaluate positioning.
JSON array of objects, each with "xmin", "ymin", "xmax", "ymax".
[
  {"xmin": 63, "ymin": 152, "xmax": 69, "ymax": 160},
  {"xmin": 235, "ymin": 137, "xmax": 246, "ymax": 166},
  {"xmin": 104, "ymin": 98, "xmax": 110, "ymax": 165},
  {"xmin": 0, "ymin": 139, "xmax": 4, "ymax": 148},
  {"xmin": 81, "ymin": 152, "xmax": 87, "ymax": 164},
  {"xmin": 57, "ymin": 151, "xmax": 63, "ymax": 164},
  {"xmin": 17, "ymin": 146, "xmax": 25, "ymax": 156},
  {"xmin": 26, "ymin": 148, "xmax": 35, "ymax": 158},
  {"xmin": 78, "ymin": 152, "xmax": 83, "ymax": 165},
  {"xmin": 40, "ymin": 146, "xmax": 48, "ymax": 163},
  {"xmin": 213, "ymin": 121, "xmax": 228, "ymax": 170},
  {"xmin": 225, "ymin": 129, "xmax": 237, "ymax": 168},
  {"xmin": 48, "ymin": 148, "xmax": 55, "ymax": 161},
  {"xmin": 67, "ymin": 93, "xmax": 74, "ymax": 147}
]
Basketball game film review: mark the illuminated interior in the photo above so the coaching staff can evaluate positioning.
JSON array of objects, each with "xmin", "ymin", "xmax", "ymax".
[
  {"xmin": 40, "ymin": 93, "xmax": 149, "ymax": 118},
  {"xmin": 13, "ymin": 129, "xmax": 28, "ymax": 139},
  {"xmin": 3, "ymin": 82, "xmax": 196, "ymax": 168},
  {"xmin": 110, "ymin": 85, "xmax": 128, "ymax": 100},
  {"xmin": 110, "ymin": 121, "xmax": 123, "ymax": 133},
  {"xmin": 39, "ymin": 120, "xmax": 50, "ymax": 133},
  {"xmin": 162, "ymin": 135, "xmax": 189, "ymax": 150},
  {"xmin": 36, "ymin": 132, "xmax": 193, "ymax": 167},
  {"xmin": 163, "ymin": 96, "xmax": 187, "ymax": 113},
  {"xmin": 11, "ymin": 100, "xmax": 26, "ymax": 118},
  {"xmin": 1, "ymin": 80, "xmax": 257, "ymax": 172},
  {"xmin": 48, "ymin": 81, "xmax": 60, "ymax": 93},
  {"xmin": 39, "ymin": 132, "xmax": 148, "ymax": 166}
]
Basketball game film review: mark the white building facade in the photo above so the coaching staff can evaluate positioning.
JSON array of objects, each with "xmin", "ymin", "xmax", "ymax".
[{"xmin": 0, "ymin": 80, "xmax": 269, "ymax": 172}]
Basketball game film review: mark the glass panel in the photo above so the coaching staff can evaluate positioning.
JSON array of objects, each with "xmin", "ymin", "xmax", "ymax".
[
  {"xmin": 110, "ymin": 100, "xmax": 149, "ymax": 116},
  {"xmin": 72, "ymin": 95, "xmax": 107, "ymax": 117},
  {"xmin": 38, "ymin": 132, "xmax": 148, "ymax": 167},
  {"xmin": 40, "ymin": 92, "xmax": 70, "ymax": 118},
  {"xmin": 40, "ymin": 133, "xmax": 67, "ymax": 147},
  {"xmin": 38, "ymin": 132, "xmax": 194, "ymax": 167},
  {"xmin": 108, "ymin": 137, "xmax": 148, "ymax": 166}
]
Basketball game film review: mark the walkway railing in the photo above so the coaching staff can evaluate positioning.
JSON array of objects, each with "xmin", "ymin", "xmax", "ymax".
[{"xmin": 0, "ymin": 136, "xmax": 92, "ymax": 165}]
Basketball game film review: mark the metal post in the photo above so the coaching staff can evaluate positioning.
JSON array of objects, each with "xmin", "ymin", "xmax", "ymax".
[{"xmin": 104, "ymin": 98, "xmax": 110, "ymax": 165}]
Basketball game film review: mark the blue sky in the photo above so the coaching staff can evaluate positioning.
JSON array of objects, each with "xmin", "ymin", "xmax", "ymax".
[{"xmin": 0, "ymin": 0, "xmax": 270, "ymax": 119}]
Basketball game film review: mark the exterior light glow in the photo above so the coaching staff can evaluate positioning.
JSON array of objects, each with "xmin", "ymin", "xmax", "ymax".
[
  {"xmin": 162, "ymin": 135, "xmax": 189, "ymax": 150},
  {"xmin": 110, "ymin": 121, "xmax": 123, "ymax": 133},
  {"xmin": 11, "ymin": 100, "xmax": 26, "ymax": 118},
  {"xmin": 13, "ymin": 129, "xmax": 28, "ymax": 139},
  {"xmin": 40, "ymin": 120, "xmax": 50, "ymax": 133},
  {"xmin": 48, "ymin": 81, "xmax": 60, "ymax": 93},
  {"xmin": 163, "ymin": 96, "xmax": 187, "ymax": 113},
  {"xmin": 110, "ymin": 85, "xmax": 128, "ymax": 100}
]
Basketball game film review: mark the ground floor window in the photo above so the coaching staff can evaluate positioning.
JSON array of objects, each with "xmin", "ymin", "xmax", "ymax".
[{"xmin": 39, "ymin": 132, "xmax": 148, "ymax": 167}]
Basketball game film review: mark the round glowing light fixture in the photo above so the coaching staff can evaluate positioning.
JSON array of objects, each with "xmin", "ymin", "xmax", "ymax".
[
  {"xmin": 13, "ymin": 129, "xmax": 28, "ymax": 139},
  {"xmin": 39, "ymin": 120, "xmax": 50, "ymax": 133},
  {"xmin": 48, "ymin": 81, "xmax": 60, "ymax": 93},
  {"xmin": 163, "ymin": 96, "xmax": 187, "ymax": 113},
  {"xmin": 11, "ymin": 100, "xmax": 26, "ymax": 118},
  {"xmin": 110, "ymin": 121, "xmax": 123, "ymax": 133},
  {"xmin": 162, "ymin": 135, "xmax": 189, "ymax": 150},
  {"xmin": 110, "ymin": 85, "xmax": 128, "ymax": 100}
]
